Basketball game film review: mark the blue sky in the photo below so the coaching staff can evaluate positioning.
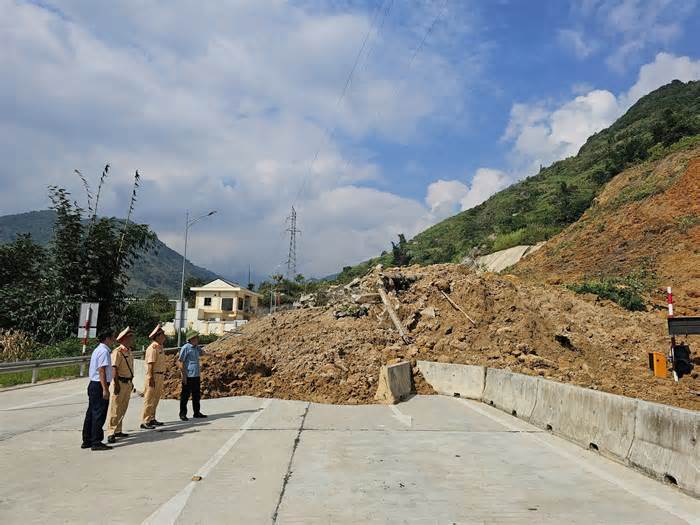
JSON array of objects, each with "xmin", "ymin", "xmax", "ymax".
[{"xmin": 2, "ymin": 0, "xmax": 700, "ymax": 280}]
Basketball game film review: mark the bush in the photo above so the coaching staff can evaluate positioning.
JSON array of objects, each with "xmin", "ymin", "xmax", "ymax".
[
  {"xmin": 0, "ymin": 329, "xmax": 37, "ymax": 362},
  {"xmin": 567, "ymin": 271, "xmax": 655, "ymax": 311}
]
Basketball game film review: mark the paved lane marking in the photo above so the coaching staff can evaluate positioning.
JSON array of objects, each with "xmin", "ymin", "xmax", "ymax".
[
  {"xmin": 456, "ymin": 398, "xmax": 700, "ymax": 525},
  {"xmin": 142, "ymin": 398, "xmax": 272, "ymax": 525},
  {"xmin": 389, "ymin": 404, "xmax": 412, "ymax": 427},
  {"xmin": 0, "ymin": 391, "xmax": 85, "ymax": 411}
]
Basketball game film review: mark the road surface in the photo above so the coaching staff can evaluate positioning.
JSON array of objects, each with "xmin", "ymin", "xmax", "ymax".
[{"xmin": 0, "ymin": 378, "xmax": 698, "ymax": 524}]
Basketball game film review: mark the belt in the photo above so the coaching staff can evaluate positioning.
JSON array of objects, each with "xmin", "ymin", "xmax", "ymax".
[
  {"xmin": 118, "ymin": 377, "xmax": 133, "ymax": 383},
  {"xmin": 154, "ymin": 372, "xmax": 165, "ymax": 375}
]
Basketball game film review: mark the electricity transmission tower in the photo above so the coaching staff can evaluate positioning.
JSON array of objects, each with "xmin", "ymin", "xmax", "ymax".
[{"xmin": 285, "ymin": 206, "xmax": 300, "ymax": 279}]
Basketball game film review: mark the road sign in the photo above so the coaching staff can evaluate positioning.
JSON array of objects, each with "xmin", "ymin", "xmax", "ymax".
[
  {"xmin": 77, "ymin": 302, "xmax": 99, "ymax": 339},
  {"xmin": 174, "ymin": 300, "xmax": 188, "ymax": 331}
]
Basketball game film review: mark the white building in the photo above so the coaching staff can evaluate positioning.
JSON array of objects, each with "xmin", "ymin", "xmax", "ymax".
[{"xmin": 185, "ymin": 279, "xmax": 261, "ymax": 335}]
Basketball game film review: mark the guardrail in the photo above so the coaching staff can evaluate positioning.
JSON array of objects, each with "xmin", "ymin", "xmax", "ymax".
[{"xmin": 0, "ymin": 347, "xmax": 181, "ymax": 384}]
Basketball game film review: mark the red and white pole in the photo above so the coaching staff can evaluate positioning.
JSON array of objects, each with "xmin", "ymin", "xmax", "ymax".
[{"xmin": 667, "ymin": 287, "xmax": 678, "ymax": 382}]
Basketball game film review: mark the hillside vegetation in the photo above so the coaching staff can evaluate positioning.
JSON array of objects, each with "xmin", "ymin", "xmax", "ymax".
[{"xmin": 337, "ymin": 80, "xmax": 700, "ymax": 282}]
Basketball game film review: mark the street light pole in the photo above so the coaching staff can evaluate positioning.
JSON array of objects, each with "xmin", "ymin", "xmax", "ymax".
[{"xmin": 177, "ymin": 209, "xmax": 217, "ymax": 347}]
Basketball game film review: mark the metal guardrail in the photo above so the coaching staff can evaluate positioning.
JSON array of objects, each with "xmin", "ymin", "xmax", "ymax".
[{"xmin": 0, "ymin": 347, "xmax": 181, "ymax": 384}]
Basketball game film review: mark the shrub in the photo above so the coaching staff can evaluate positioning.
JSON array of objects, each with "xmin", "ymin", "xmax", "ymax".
[
  {"xmin": 0, "ymin": 329, "xmax": 37, "ymax": 362},
  {"xmin": 567, "ymin": 270, "xmax": 655, "ymax": 312}
]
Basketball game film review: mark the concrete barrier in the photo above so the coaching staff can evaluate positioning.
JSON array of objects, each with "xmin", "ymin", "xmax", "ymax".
[
  {"xmin": 374, "ymin": 361, "xmax": 413, "ymax": 404},
  {"xmin": 482, "ymin": 368, "xmax": 539, "ymax": 420},
  {"xmin": 416, "ymin": 361, "xmax": 485, "ymax": 399},
  {"xmin": 531, "ymin": 380, "xmax": 637, "ymax": 462},
  {"xmin": 132, "ymin": 358, "xmax": 145, "ymax": 395},
  {"xmin": 414, "ymin": 360, "xmax": 700, "ymax": 497},
  {"xmin": 628, "ymin": 401, "xmax": 699, "ymax": 497}
]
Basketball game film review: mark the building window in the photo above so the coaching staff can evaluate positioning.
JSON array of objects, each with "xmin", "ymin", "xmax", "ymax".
[
  {"xmin": 203, "ymin": 297, "xmax": 212, "ymax": 306},
  {"xmin": 221, "ymin": 298, "xmax": 234, "ymax": 311}
]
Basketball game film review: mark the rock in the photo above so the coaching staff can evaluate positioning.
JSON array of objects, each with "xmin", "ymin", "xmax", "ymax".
[
  {"xmin": 444, "ymin": 326, "xmax": 453, "ymax": 335},
  {"xmin": 352, "ymin": 293, "xmax": 381, "ymax": 304},
  {"xmin": 433, "ymin": 279, "xmax": 450, "ymax": 292},
  {"xmin": 420, "ymin": 306, "xmax": 437, "ymax": 319},
  {"xmin": 450, "ymin": 340, "xmax": 469, "ymax": 351}
]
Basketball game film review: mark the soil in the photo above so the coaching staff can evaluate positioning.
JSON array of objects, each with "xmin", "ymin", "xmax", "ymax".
[
  {"xmin": 163, "ymin": 263, "xmax": 700, "ymax": 410},
  {"xmin": 514, "ymin": 147, "xmax": 700, "ymax": 316}
]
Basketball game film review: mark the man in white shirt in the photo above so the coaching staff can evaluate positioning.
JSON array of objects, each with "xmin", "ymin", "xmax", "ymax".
[{"xmin": 81, "ymin": 329, "xmax": 115, "ymax": 451}]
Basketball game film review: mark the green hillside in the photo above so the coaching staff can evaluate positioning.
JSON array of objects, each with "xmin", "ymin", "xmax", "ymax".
[
  {"xmin": 0, "ymin": 210, "xmax": 219, "ymax": 297},
  {"xmin": 338, "ymin": 80, "xmax": 700, "ymax": 282}
]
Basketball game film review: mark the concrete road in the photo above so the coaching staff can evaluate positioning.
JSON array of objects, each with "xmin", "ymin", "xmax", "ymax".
[{"xmin": 0, "ymin": 379, "xmax": 698, "ymax": 524}]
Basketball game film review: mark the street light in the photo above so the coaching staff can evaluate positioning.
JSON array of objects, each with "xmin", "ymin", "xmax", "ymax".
[{"xmin": 177, "ymin": 210, "xmax": 217, "ymax": 346}]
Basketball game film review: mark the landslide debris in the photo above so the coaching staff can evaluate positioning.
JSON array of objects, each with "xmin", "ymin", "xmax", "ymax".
[{"xmin": 163, "ymin": 263, "xmax": 700, "ymax": 410}]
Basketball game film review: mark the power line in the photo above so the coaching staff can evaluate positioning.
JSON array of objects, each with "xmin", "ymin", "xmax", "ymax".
[{"xmin": 293, "ymin": 0, "xmax": 390, "ymax": 206}]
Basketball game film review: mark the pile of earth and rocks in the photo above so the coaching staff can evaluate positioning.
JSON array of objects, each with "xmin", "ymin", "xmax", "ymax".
[{"xmin": 162, "ymin": 263, "xmax": 700, "ymax": 410}]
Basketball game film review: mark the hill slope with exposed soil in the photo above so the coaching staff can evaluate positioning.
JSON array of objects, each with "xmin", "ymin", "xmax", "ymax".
[{"xmin": 513, "ymin": 144, "xmax": 700, "ymax": 316}]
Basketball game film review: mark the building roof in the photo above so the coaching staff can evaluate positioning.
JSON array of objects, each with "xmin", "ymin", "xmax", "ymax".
[{"xmin": 190, "ymin": 278, "xmax": 262, "ymax": 297}]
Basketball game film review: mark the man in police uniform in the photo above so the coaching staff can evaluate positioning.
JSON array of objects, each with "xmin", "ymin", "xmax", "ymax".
[
  {"xmin": 107, "ymin": 326, "xmax": 135, "ymax": 443},
  {"xmin": 140, "ymin": 324, "xmax": 167, "ymax": 430}
]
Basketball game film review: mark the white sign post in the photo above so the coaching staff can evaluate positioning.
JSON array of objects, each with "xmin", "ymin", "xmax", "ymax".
[
  {"xmin": 174, "ymin": 300, "xmax": 188, "ymax": 332},
  {"xmin": 78, "ymin": 302, "xmax": 99, "ymax": 377}
]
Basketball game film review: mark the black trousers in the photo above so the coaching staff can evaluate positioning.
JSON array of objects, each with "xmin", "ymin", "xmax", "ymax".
[
  {"xmin": 82, "ymin": 381, "xmax": 109, "ymax": 445},
  {"xmin": 179, "ymin": 376, "xmax": 201, "ymax": 416}
]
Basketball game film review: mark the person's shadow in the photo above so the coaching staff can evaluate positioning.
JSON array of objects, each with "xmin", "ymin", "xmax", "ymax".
[{"xmin": 113, "ymin": 409, "xmax": 261, "ymax": 447}]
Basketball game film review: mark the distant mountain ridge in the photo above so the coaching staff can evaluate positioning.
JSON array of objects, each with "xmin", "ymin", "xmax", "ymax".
[{"xmin": 0, "ymin": 210, "xmax": 220, "ymax": 297}]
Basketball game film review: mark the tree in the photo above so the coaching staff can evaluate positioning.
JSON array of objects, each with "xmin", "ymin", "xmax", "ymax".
[
  {"xmin": 0, "ymin": 167, "xmax": 155, "ymax": 343},
  {"xmin": 391, "ymin": 234, "xmax": 411, "ymax": 266},
  {"xmin": 184, "ymin": 276, "xmax": 205, "ymax": 305}
]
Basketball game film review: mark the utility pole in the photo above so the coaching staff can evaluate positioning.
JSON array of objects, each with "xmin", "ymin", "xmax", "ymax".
[
  {"xmin": 285, "ymin": 206, "xmax": 300, "ymax": 280},
  {"xmin": 177, "ymin": 209, "xmax": 217, "ymax": 346}
]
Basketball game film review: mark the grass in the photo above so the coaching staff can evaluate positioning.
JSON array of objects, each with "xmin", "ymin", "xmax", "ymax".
[
  {"xmin": 0, "ymin": 364, "xmax": 81, "ymax": 388},
  {"xmin": 567, "ymin": 269, "xmax": 656, "ymax": 312}
]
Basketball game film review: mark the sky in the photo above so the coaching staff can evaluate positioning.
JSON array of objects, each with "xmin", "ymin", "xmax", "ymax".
[{"xmin": 2, "ymin": 0, "xmax": 700, "ymax": 282}]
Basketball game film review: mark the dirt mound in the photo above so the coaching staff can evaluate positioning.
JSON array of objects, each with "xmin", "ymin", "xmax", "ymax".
[
  {"xmin": 162, "ymin": 264, "xmax": 699, "ymax": 409},
  {"xmin": 514, "ymin": 146, "xmax": 700, "ymax": 316}
]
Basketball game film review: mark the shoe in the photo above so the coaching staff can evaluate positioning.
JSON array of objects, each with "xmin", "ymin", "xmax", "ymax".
[
  {"xmin": 107, "ymin": 435, "xmax": 116, "ymax": 444},
  {"xmin": 179, "ymin": 415, "xmax": 189, "ymax": 421},
  {"xmin": 140, "ymin": 423, "xmax": 155, "ymax": 430},
  {"xmin": 81, "ymin": 443, "xmax": 91, "ymax": 449},
  {"xmin": 151, "ymin": 420, "xmax": 165, "ymax": 426},
  {"xmin": 193, "ymin": 413, "xmax": 208, "ymax": 419},
  {"xmin": 115, "ymin": 432, "xmax": 129, "ymax": 438},
  {"xmin": 91, "ymin": 443, "xmax": 112, "ymax": 451}
]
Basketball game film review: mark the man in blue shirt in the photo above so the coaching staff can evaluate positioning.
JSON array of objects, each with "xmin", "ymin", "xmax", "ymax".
[
  {"xmin": 178, "ymin": 330, "xmax": 207, "ymax": 421},
  {"xmin": 81, "ymin": 329, "xmax": 114, "ymax": 451}
]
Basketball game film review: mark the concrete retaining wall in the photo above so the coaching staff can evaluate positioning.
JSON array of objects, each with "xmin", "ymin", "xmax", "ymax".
[
  {"xmin": 416, "ymin": 361, "xmax": 700, "ymax": 498},
  {"xmin": 416, "ymin": 361, "xmax": 485, "ymax": 399}
]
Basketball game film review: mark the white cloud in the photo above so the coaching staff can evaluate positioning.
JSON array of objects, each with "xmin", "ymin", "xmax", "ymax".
[
  {"xmin": 558, "ymin": 29, "xmax": 598, "ymax": 59},
  {"xmin": 503, "ymin": 53, "xmax": 700, "ymax": 173},
  {"xmin": 425, "ymin": 179, "xmax": 468, "ymax": 218},
  {"xmin": 563, "ymin": 0, "xmax": 696, "ymax": 71},
  {"xmin": 459, "ymin": 169, "xmax": 511, "ymax": 211},
  {"xmin": 0, "ymin": 0, "xmax": 478, "ymax": 278},
  {"xmin": 425, "ymin": 168, "xmax": 511, "ymax": 216}
]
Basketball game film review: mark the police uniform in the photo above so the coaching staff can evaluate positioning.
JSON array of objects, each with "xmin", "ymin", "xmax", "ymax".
[
  {"xmin": 141, "ymin": 325, "xmax": 166, "ymax": 427},
  {"xmin": 107, "ymin": 327, "xmax": 135, "ymax": 440}
]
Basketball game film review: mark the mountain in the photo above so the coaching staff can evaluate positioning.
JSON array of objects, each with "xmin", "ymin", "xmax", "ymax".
[
  {"xmin": 337, "ymin": 80, "xmax": 700, "ymax": 282},
  {"xmin": 0, "ymin": 210, "xmax": 220, "ymax": 297}
]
